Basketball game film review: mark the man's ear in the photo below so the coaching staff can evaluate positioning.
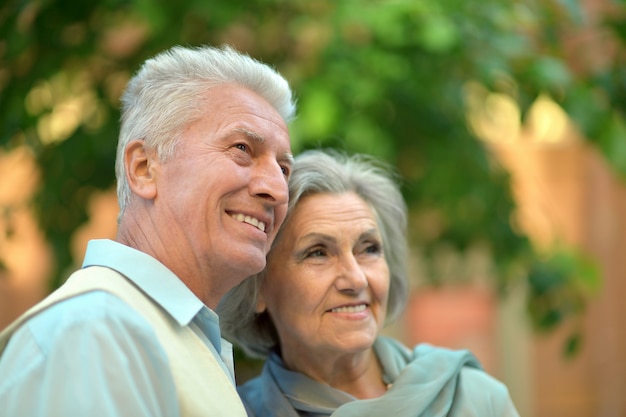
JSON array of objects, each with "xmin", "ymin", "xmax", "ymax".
[{"xmin": 124, "ymin": 139, "xmax": 158, "ymax": 200}]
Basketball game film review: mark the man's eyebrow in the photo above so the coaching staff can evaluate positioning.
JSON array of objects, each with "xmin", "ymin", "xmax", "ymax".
[
  {"xmin": 281, "ymin": 152, "xmax": 294, "ymax": 166},
  {"xmin": 231, "ymin": 127, "xmax": 293, "ymax": 164},
  {"xmin": 233, "ymin": 127, "xmax": 264, "ymax": 143}
]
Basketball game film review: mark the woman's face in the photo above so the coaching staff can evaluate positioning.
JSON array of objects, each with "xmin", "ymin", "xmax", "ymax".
[{"xmin": 257, "ymin": 191, "xmax": 390, "ymax": 365}]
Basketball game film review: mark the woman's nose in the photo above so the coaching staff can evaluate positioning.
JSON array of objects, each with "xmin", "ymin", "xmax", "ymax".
[{"xmin": 335, "ymin": 255, "xmax": 368, "ymax": 292}]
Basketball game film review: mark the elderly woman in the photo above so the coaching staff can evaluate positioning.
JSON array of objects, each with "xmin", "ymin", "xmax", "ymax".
[{"xmin": 218, "ymin": 149, "xmax": 520, "ymax": 417}]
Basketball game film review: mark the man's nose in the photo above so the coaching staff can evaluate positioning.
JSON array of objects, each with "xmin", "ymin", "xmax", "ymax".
[{"xmin": 250, "ymin": 159, "xmax": 289, "ymax": 205}]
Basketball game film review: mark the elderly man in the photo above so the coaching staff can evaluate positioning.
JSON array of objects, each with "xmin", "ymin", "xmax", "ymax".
[{"xmin": 0, "ymin": 44, "xmax": 295, "ymax": 417}]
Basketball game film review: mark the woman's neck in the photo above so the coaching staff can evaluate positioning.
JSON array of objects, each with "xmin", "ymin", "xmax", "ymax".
[{"xmin": 282, "ymin": 347, "xmax": 388, "ymax": 399}]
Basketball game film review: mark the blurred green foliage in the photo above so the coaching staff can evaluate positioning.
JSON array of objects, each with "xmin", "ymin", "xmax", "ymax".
[{"xmin": 1, "ymin": 0, "xmax": 624, "ymax": 355}]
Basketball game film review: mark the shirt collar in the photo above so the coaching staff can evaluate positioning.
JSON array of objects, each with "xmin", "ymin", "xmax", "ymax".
[{"xmin": 81, "ymin": 239, "xmax": 205, "ymax": 327}]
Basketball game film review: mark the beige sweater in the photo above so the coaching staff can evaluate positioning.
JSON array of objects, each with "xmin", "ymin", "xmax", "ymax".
[{"xmin": 0, "ymin": 266, "xmax": 247, "ymax": 416}]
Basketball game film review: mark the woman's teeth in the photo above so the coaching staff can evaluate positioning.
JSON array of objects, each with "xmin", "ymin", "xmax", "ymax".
[{"xmin": 330, "ymin": 304, "xmax": 367, "ymax": 313}]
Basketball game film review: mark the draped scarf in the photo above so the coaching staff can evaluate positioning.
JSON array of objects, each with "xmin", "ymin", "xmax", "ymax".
[{"xmin": 237, "ymin": 336, "xmax": 513, "ymax": 417}]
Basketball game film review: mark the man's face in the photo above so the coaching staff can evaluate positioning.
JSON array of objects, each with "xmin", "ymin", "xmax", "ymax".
[{"xmin": 152, "ymin": 83, "xmax": 292, "ymax": 295}]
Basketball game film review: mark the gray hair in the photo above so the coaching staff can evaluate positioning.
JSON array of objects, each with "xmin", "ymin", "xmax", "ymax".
[
  {"xmin": 115, "ymin": 44, "xmax": 296, "ymax": 215},
  {"xmin": 218, "ymin": 148, "xmax": 409, "ymax": 359}
]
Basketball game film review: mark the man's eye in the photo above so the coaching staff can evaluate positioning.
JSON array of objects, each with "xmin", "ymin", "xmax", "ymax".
[
  {"xmin": 280, "ymin": 165, "xmax": 290, "ymax": 177},
  {"xmin": 234, "ymin": 143, "xmax": 248, "ymax": 152}
]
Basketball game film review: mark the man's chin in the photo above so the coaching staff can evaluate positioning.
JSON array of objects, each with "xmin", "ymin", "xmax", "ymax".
[{"xmin": 235, "ymin": 249, "xmax": 266, "ymax": 277}]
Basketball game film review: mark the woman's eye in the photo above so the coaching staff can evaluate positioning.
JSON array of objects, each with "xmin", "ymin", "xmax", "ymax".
[
  {"xmin": 364, "ymin": 243, "xmax": 382, "ymax": 254},
  {"xmin": 306, "ymin": 248, "xmax": 326, "ymax": 258}
]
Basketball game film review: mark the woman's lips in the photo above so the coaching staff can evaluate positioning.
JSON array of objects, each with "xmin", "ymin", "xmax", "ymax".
[{"xmin": 328, "ymin": 303, "xmax": 368, "ymax": 313}]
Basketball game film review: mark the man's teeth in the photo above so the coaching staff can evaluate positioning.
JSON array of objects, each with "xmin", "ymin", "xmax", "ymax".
[
  {"xmin": 232, "ymin": 213, "xmax": 266, "ymax": 232},
  {"xmin": 330, "ymin": 304, "xmax": 367, "ymax": 313}
]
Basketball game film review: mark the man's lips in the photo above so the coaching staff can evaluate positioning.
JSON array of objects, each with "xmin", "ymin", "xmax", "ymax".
[{"xmin": 230, "ymin": 212, "xmax": 267, "ymax": 232}]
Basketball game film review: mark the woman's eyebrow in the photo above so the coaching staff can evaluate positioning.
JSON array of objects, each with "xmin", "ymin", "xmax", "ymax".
[
  {"xmin": 360, "ymin": 229, "xmax": 381, "ymax": 240},
  {"xmin": 299, "ymin": 233, "xmax": 336, "ymax": 245}
]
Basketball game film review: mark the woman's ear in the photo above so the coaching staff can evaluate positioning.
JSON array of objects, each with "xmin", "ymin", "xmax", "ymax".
[
  {"xmin": 255, "ymin": 290, "xmax": 267, "ymax": 313},
  {"xmin": 124, "ymin": 139, "xmax": 158, "ymax": 200}
]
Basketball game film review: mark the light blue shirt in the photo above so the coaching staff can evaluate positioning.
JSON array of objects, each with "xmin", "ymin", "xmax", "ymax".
[{"xmin": 0, "ymin": 239, "xmax": 235, "ymax": 417}]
